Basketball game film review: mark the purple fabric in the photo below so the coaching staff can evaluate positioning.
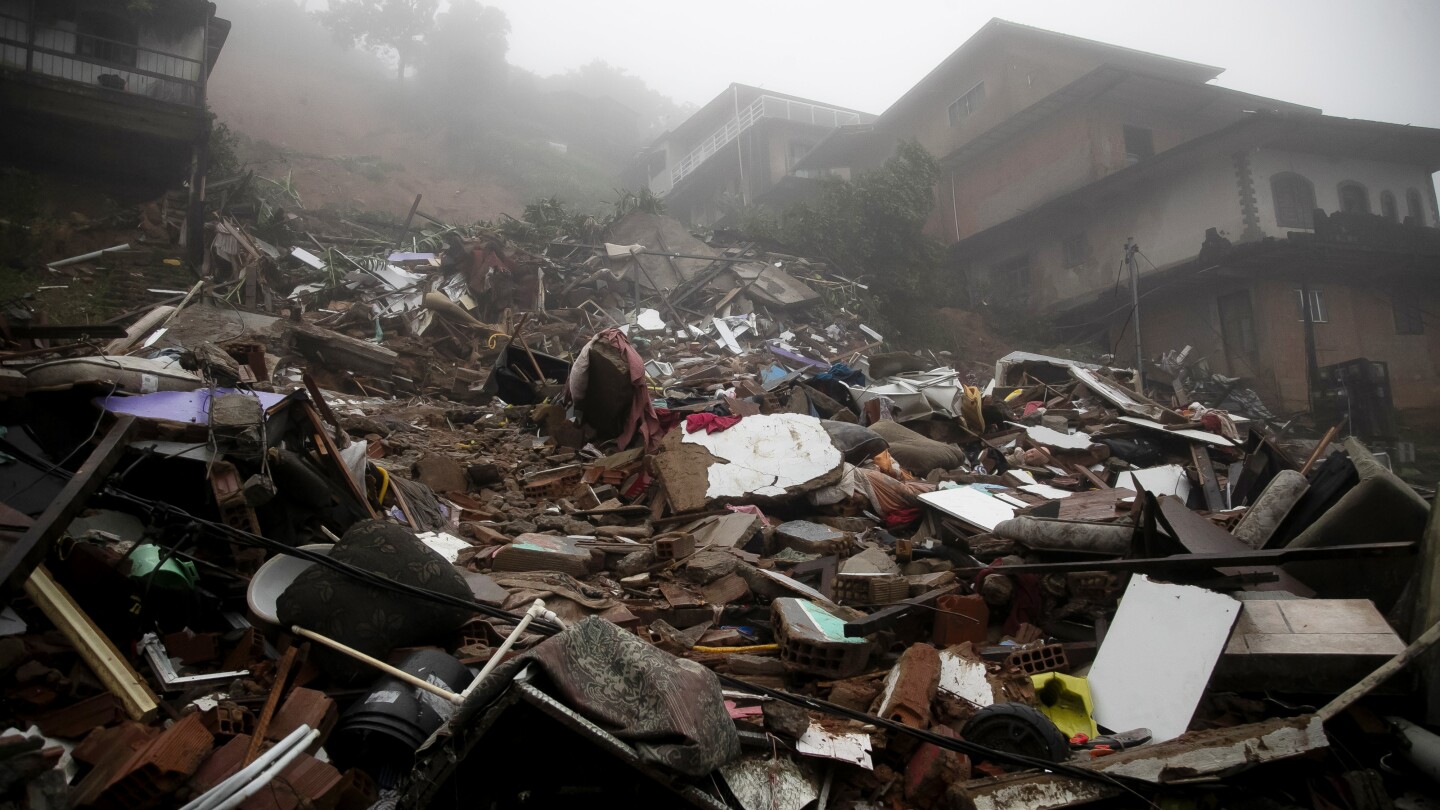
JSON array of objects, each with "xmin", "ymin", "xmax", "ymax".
[{"xmin": 98, "ymin": 388, "xmax": 287, "ymax": 424}]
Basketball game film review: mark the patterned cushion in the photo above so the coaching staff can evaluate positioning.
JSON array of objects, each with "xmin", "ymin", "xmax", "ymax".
[{"xmin": 277, "ymin": 520, "xmax": 473, "ymax": 682}]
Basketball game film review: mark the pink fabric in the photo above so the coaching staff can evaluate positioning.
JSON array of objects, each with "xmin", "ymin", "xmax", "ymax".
[
  {"xmin": 685, "ymin": 413, "xmax": 742, "ymax": 434},
  {"xmin": 576, "ymin": 328, "xmax": 663, "ymax": 454}
]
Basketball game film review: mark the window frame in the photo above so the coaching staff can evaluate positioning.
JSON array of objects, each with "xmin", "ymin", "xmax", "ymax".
[
  {"xmin": 1271, "ymin": 172, "xmax": 1317, "ymax": 229},
  {"xmin": 1407, "ymin": 188, "xmax": 1426, "ymax": 225},
  {"xmin": 1294, "ymin": 288, "xmax": 1328, "ymax": 324},
  {"xmin": 1380, "ymin": 190, "xmax": 1399, "ymax": 222},
  {"xmin": 947, "ymin": 81, "xmax": 986, "ymax": 127},
  {"xmin": 1123, "ymin": 125, "xmax": 1154, "ymax": 161},
  {"xmin": 1337, "ymin": 181, "xmax": 1370, "ymax": 215},
  {"xmin": 1394, "ymin": 293, "xmax": 1424, "ymax": 335},
  {"xmin": 1217, "ymin": 289, "xmax": 1258, "ymax": 363}
]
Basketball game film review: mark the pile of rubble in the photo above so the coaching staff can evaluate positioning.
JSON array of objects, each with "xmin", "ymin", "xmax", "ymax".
[{"xmin": 0, "ymin": 205, "xmax": 1437, "ymax": 809}]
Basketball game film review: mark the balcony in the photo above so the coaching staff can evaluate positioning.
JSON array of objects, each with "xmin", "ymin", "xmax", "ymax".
[
  {"xmin": 0, "ymin": 10, "xmax": 206, "ymax": 107},
  {"xmin": 668, "ymin": 95, "xmax": 864, "ymax": 189}
]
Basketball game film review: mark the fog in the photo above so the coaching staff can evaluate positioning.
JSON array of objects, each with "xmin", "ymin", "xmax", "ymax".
[
  {"xmin": 207, "ymin": 0, "xmax": 1440, "ymax": 220},
  {"xmin": 293, "ymin": 0, "xmax": 1440, "ymax": 127}
]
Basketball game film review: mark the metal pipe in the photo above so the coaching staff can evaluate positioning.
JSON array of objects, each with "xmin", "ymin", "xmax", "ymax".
[
  {"xmin": 1125, "ymin": 238, "xmax": 1145, "ymax": 392},
  {"xmin": 211, "ymin": 728, "xmax": 322, "ymax": 810},
  {"xmin": 180, "ymin": 724, "xmax": 314, "ymax": 810},
  {"xmin": 46, "ymin": 244, "xmax": 130, "ymax": 270},
  {"xmin": 457, "ymin": 598, "xmax": 549, "ymax": 703}
]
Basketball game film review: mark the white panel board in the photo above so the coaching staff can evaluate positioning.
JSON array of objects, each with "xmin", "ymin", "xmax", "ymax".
[
  {"xmin": 918, "ymin": 486, "xmax": 1015, "ymax": 531},
  {"xmin": 1089, "ymin": 575, "xmax": 1240, "ymax": 742}
]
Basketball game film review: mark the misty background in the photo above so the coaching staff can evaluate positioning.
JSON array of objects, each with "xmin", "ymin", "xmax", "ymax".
[{"xmin": 207, "ymin": 0, "xmax": 1440, "ymax": 224}]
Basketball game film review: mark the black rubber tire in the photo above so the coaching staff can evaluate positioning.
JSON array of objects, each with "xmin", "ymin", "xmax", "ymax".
[{"xmin": 960, "ymin": 702, "xmax": 1071, "ymax": 763}]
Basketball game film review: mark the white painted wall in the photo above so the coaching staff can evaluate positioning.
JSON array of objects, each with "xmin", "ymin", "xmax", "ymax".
[{"xmin": 1250, "ymin": 148, "xmax": 1437, "ymax": 230}]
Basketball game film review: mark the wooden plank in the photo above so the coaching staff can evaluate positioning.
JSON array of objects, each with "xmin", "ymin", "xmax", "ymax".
[
  {"xmin": 301, "ymin": 402, "xmax": 376, "ymax": 520},
  {"xmin": 25, "ymin": 566, "xmax": 159, "ymax": 722},
  {"xmin": 1191, "ymin": 444, "xmax": 1226, "ymax": 511},
  {"xmin": 659, "ymin": 582, "xmax": 702, "ymax": 608},
  {"xmin": 245, "ymin": 645, "xmax": 298, "ymax": 765},
  {"xmin": 1, "ymin": 416, "xmax": 137, "ymax": 599},
  {"xmin": 1056, "ymin": 487, "xmax": 1135, "ymax": 521}
]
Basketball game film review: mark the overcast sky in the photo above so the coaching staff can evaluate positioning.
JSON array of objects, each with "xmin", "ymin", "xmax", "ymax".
[{"xmin": 474, "ymin": 0, "xmax": 1440, "ymax": 127}]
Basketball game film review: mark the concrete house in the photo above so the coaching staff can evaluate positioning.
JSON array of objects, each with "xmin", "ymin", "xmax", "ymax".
[
  {"xmin": 622, "ymin": 83, "xmax": 875, "ymax": 227},
  {"xmin": 804, "ymin": 19, "xmax": 1440, "ymax": 417}
]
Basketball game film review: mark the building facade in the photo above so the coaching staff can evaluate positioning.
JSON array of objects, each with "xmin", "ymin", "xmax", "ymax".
[
  {"xmin": 804, "ymin": 19, "xmax": 1440, "ymax": 415},
  {"xmin": 622, "ymin": 83, "xmax": 874, "ymax": 227}
]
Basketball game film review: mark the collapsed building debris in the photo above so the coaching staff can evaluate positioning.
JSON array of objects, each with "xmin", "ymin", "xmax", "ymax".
[{"xmin": 0, "ymin": 198, "xmax": 1438, "ymax": 810}]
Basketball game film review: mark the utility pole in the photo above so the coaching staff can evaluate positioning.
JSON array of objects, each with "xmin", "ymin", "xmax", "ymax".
[
  {"xmin": 1301, "ymin": 274, "xmax": 1320, "ymax": 413},
  {"xmin": 1125, "ymin": 238, "xmax": 1146, "ymax": 393}
]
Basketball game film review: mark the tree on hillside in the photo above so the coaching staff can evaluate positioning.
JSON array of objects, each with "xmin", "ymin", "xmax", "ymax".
[
  {"xmin": 316, "ymin": 0, "xmax": 438, "ymax": 83},
  {"xmin": 542, "ymin": 60, "xmax": 693, "ymax": 141},
  {"xmin": 420, "ymin": 0, "xmax": 510, "ymax": 109}
]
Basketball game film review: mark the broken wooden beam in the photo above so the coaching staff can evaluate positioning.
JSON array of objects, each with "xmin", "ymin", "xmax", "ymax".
[
  {"xmin": 25, "ymin": 566, "xmax": 159, "ymax": 722},
  {"xmin": 1, "ymin": 415, "xmax": 137, "ymax": 600}
]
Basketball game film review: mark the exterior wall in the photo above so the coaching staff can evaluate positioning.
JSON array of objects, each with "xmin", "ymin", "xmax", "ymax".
[
  {"xmin": 1250, "ymin": 148, "xmax": 1438, "ymax": 231},
  {"xmin": 889, "ymin": 38, "xmax": 1102, "ymax": 171},
  {"xmin": 960, "ymin": 151, "xmax": 1245, "ymax": 312},
  {"xmin": 1122, "ymin": 273, "xmax": 1440, "ymax": 413}
]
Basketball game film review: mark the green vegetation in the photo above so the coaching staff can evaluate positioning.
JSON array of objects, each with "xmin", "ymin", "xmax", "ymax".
[{"xmin": 734, "ymin": 142, "xmax": 945, "ymax": 338}]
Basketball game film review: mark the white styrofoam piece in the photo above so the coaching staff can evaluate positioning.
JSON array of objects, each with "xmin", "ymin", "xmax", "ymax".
[
  {"xmin": 1012, "ymin": 422, "xmax": 1093, "ymax": 450},
  {"xmin": 1007, "ymin": 469, "xmax": 1038, "ymax": 486},
  {"xmin": 712, "ymin": 317, "xmax": 743, "ymax": 354},
  {"xmin": 1088, "ymin": 575, "xmax": 1240, "ymax": 742},
  {"xmin": 290, "ymin": 246, "xmax": 325, "ymax": 269},
  {"xmin": 635, "ymin": 308, "xmax": 666, "ymax": 331},
  {"xmin": 938, "ymin": 649, "xmax": 996, "ymax": 707},
  {"xmin": 1117, "ymin": 415, "xmax": 1238, "ymax": 448},
  {"xmin": 918, "ymin": 487, "xmax": 1015, "ymax": 531},
  {"xmin": 796, "ymin": 724, "xmax": 873, "ymax": 769},
  {"xmin": 1115, "ymin": 464, "xmax": 1192, "ymax": 502},
  {"xmin": 1020, "ymin": 483, "xmax": 1074, "ymax": 499},
  {"xmin": 415, "ymin": 531, "xmax": 472, "ymax": 563},
  {"xmin": 684, "ymin": 413, "xmax": 842, "ymax": 501}
]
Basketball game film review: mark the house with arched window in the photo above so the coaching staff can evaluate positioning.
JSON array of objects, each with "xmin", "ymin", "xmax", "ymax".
[{"xmin": 797, "ymin": 19, "xmax": 1440, "ymax": 414}]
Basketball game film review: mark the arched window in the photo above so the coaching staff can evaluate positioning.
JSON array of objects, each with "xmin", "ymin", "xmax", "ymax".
[
  {"xmin": 1271, "ymin": 172, "xmax": 1316, "ymax": 229},
  {"xmin": 1338, "ymin": 182, "xmax": 1370, "ymax": 214},
  {"xmin": 1408, "ymin": 188, "xmax": 1428, "ymax": 226},
  {"xmin": 1380, "ymin": 191, "xmax": 1399, "ymax": 221}
]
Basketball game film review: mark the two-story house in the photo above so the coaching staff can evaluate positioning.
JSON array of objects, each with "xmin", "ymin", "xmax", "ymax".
[
  {"xmin": 801, "ymin": 19, "xmax": 1440, "ymax": 416},
  {"xmin": 0, "ymin": 0, "xmax": 230, "ymax": 261},
  {"xmin": 622, "ymin": 83, "xmax": 875, "ymax": 227}
]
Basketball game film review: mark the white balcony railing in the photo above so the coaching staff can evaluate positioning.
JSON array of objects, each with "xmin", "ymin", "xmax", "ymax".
[{"xmin": 668, "ymin": 95, "xmax": 862, "ymax": 189}]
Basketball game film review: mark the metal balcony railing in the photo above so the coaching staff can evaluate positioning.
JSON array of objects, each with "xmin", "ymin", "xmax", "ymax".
[
  {"xmin": 668, "ymin": 95, "xmax": 863, "ymax": 189},
  {"xmin": 0, "ymin": 11, "xmax": 205, "ymax": 106}
]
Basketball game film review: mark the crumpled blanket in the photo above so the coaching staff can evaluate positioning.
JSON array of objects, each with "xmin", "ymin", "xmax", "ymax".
[
  {"xmin": 567, "ymin": 328, "xmax": 662, "ymax": 453},
  {"xmin": 464, "ymin": 617, "xmax": 740, "ymax": 776},
  {"xmin": 685, "ymin": 413, "xmax": 742, "ymax": 434}
]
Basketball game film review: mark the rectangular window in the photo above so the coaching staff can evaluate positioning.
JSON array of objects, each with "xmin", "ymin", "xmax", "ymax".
[
  {"xmin": 1294, "ymin": 289, "xmax": 1327, "ymax": 323},
  {"xmin": 1394, "ymin": 298, "xmax": 1424, "ymax": 335},
  {"xmin": 1061, "ymin": 232, "xmax": 1090, "ymax": 268},
  {"xmin": 948, "ymin": 81, "xmax": 986, "ymax": 127},
  {"xmin": 1217, "ymin": 290, "xmax": 1257, "ymax": 362},
  {"xmin": 1123, "ymin": 125, "xmax": 1154, "ymax": 161}
]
